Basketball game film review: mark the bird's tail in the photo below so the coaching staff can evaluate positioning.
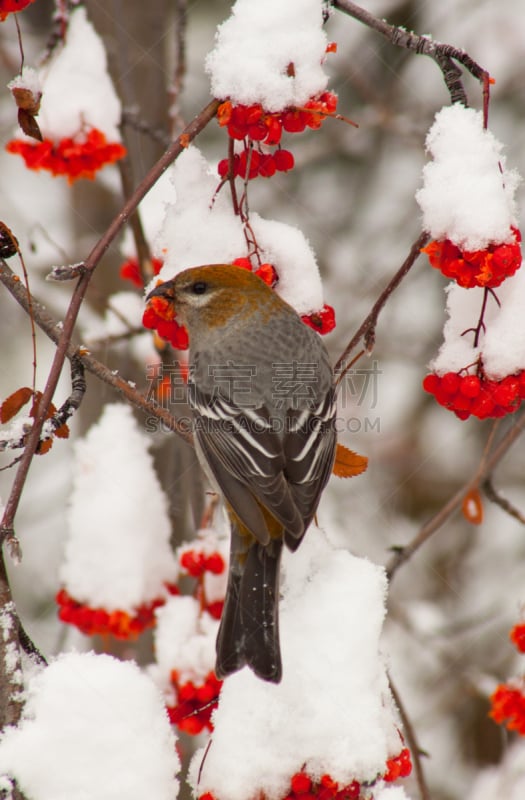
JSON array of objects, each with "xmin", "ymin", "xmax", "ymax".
[{"xmin": 215, "ymin": 528, "xmax": 283, "ymax": 683}]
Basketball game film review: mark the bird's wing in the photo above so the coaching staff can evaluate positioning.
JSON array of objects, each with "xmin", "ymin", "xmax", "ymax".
[
  {"xmin": 283, "ymin": 390, "xmax": 337, "ymax": 547},
  {"xmin": 190, "ymin": 384, "xmax": 305, "ymax": 544}
]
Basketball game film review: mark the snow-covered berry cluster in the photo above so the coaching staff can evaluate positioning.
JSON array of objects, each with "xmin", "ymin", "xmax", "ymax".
[
  {"xmin": 423, "ymin": 227, "xmax": 521, "ymax": 289},
  {"xmin": 55, "ymin": 585, "xmax": 178, "ymax": 640},
  {"xmin": 167, "ymin": 669, "xmax": 222, "ymax": 735},
  {"xmin": 197, "ymin": 748, "xmax": 412, "ymax": 800},
  {"xmin": 5, "ymin": 8, "xmax": 126, "ymax": 183},
  {"xmin": 417, "ymin": 105, "xmax": 523, "ymax": 421},
  {"xmin": 422, "ymin": 371, "xmax": 525, "ymax": 421},
  {"xmin": 154, "ymin": 532, "xmax": 228, "ymax": 736},
  {"xmin": 216, "ymin": 91, "xmax": 337, "ymax": 181}
]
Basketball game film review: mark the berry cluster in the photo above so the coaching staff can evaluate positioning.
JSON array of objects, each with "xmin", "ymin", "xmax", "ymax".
[
  {"xmin": 178, "ymin": 544, "xmax": 226, "ymax": 620},
  {"xmin": 55, "ymin": 585, "xmax": 178, "ymax": 640},
  {"xmin": 490, "ymin": 683, "xmax": 525, "ymax": 736},
  {"xmin": 422, "ymin": 370, "xmax": 525, "ymax": 420},
  {"xmin": 422, "ymin": 227, "xmax": 522, "ymax": 289},
  {"xmin": 167, "ymin": 669, "xmax": 222, "ymax": 735},
  {"xmin": 219, "ymin": 148, "xmax": 294, "ymax": 180},
  {"xmin": 301, "ymin": 304, "xmax": 336, "ymax": 336},
  {"xmin": 198, "ymin": 750, "xmax": 411, "ymax": 800},
  {"xmin": 120, "ymin": 256, "xmax": 163, "ymax": 288},
  {"xmin": 142, "ymin": 292, "xmax": 189, "ymax": 350},
  {"xmin": 383, "ymin": 748, "xmax": 413, "ymax": 782},
  {"xmin": 216, "ymin": 92, "xmax": 337, "ymax": 181},
  {"xmin": 489, "ymin": 619, "xmax": 525, "ymax": 737},
  {"xmin": 6, "ymin": 128, "xmax": 126, "ymax": 184}
]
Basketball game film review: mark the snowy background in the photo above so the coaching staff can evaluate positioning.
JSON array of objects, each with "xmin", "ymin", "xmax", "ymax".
[{"xmin": 1, "ymin": 1, "xmax": 525, "ymax": 799}]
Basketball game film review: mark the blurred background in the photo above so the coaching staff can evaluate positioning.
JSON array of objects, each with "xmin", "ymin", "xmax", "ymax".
[{"xmin": 1, "ymin": 1, "xmax": 525, "ymax": 797}]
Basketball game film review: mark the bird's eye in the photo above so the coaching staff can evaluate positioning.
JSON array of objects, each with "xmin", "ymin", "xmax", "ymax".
[{"xmin": 191, "ymin": 281, "xmax": 208, "ymax": 295}]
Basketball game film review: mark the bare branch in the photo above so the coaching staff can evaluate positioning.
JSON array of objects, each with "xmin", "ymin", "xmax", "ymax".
[
  {"xmin": 387, "ymin": 412, "xmax": 525, "ymax": 579},
  {"xmin": 334, "ymin": 232, "xmax": 429, "ymax": 384},
  {"xmin": 483, "ymin": 477, "xmax": 525, "ymax": 525},
  {"xmin": 331, "ymin": 0, "xmax": 490, "ymax": 108}
]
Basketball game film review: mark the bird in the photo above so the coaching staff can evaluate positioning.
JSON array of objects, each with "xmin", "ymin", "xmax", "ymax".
[{"xmin": 147, "ymin": 265, "xmax": 336, "ymax": 682}]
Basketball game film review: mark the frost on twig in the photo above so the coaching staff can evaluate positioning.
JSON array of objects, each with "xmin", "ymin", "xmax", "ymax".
[{"xmin": 46, "ymin": 262, "xmax": 86, "ymax": 281}]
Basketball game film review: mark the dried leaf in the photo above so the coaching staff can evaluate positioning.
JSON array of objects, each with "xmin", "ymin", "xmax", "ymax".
[
  {"xmin": 333, "ymin": 443, "xmax": 368, "ymax": 478},
  {"xmin": 17, "ymin": 108, "xmax": 43, "ymax": 141},
  {"xmin": 462, "ymin": 488, "xmax": 484, "ymax": 525},
  {"xmin": 54, "ymin": 422, "xmax": 70, "ymax": 439},
  {"xmin": 29, "ymin": 392, "xmax": 57, "ymax": 420},
  {"xmin": 11, "ymin": 85, "xmax": 41, "ymax": 115},
  {"xmin": 36, "ymin": 439, "xmax": 53, "ymax": 455},
  {"xmin": 0, "ymin": 386, "xmax": 33, "ymax": 423},
  {"xmin": 0, "ymin": 221, "xmax": 19, "ymax": 258}
]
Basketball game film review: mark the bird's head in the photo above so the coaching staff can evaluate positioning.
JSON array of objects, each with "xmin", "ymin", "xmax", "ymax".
[{"xmin": 146, "ymin": 264, "xmax": 286, "ymax": 342}]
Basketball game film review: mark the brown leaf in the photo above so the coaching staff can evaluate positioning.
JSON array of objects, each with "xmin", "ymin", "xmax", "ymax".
[
  {"xmin": 29, "ymin": 392, "xmax": 57, "ymax": 420},
  {"xmin": 0, "ymin": 387, "xmax": 33, "ymax": 423},
  {"xmin": 332, "ymin": 443, "xmax": 368, "ymax": 478},
  {"xmin": 18, "ymin": 108, "xmax": 43, "ymax": 142},
  {"xmin": 11, "ymin": 85, "xmax": 41, "ymax": 115},
  {"xmin": 0, "ymin": 221, "xmax": 19, "ymax": 258},
  {"xmin": 36, "ymin": 439, "xmax": 53, "ymax": 455},
  {"xmin": 462, "ymin": 488, "xmax": 484, "ymax": 525},
  {"xmin": 54, "ymin": 422, "xmax": 70, "ymax": 439}
]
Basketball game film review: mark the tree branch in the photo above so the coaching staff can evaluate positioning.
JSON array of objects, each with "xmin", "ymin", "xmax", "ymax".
[
  {"xmin": 334, "ymin": 232, "xmax": 429, "ymax": 384},
  {"xmin": 386, "ymin": 412, "xmax": 525, "ymax": 579},
  {"xmin": 332, "ymin": 0, "xmax": 490, "ymax": 108}
]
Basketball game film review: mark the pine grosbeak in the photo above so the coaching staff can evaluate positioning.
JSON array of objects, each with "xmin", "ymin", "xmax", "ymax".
[{"xmin": 147, "ymin": 265, "xmax": 336, "ymax": 682}]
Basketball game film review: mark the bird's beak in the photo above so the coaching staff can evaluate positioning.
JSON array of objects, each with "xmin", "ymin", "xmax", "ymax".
[{"xmin": 146, "ymin": 280, "xmax": 176, "ymax": 302}]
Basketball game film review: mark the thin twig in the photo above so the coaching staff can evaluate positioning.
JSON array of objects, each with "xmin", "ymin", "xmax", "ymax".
[
  {"xmin": 168, "ymin": 0, "xmax": 188, "ymax": 136},
  {"xmin": 332, "ymin": 0, "xmax": 490, "ymax": 107},
  {"xmin": 17, "ymin": 618, "xmax": 47, "ymax": 667},
  {"xmin": 0, "ymin": 98, "xmax": 218, "ymax": 539},
  {"xmin": 483, "ymin": 477, "xmax": 525, "ymax": 525},
  {"xmin": 387, "ymin": 411, "xmax": 525, "ymax": 579},
  {"xmin": 334, "ymin": 232, "xmax": 429, "ymax": 385},
  {"xmin": 389, "ymin": 675, "xmax": 430, "ymax": 800}
]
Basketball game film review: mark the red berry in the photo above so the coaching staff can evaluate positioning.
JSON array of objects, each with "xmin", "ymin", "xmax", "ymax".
[
  {"xmin": 493, "ymin": 377, "xmax": 520, "ymax": 410},
  {"xmin": 258, "ymin": 153, "xmax": 277, "ymax": 178},
  {"xmin": 218, "ymin": 158, "xmax": 229, "ymax": 178},
  {"xmin": 142, "ymin": 306, "xmax": 159, "ymax": 330},
  {"xmin": 238, "ymin": 148, "xmax": 261, "ymax": 179},
  {"xmin": 282, "ymin": 110, "xmax": 307, "ymax": 133},
  {"xmin": 422, "ymin": 373, "xmax": 439, "ymax": 394},
  {"xmin": 290, "ymin": 773, "xmax": 312, "ymax": 794},
  {"xmin": 245, "ymin": 104, "xmax": 263, "ymax": 125},
  {"xmin": 248, "ymin": 121, "xmax": 268, "ymax": 141},
  {"xmin": 459, "ymin": 375, "xmax": 481, "ymax": 398},
  {"xmin": 441, "ymin": 371, "xmax": 460, "ymax": 396},
  {"xmin": 232, "ymin": 257, "xmax": 252, "ymax": 270},
  {"xmin": 263, "ymin": 116, "xmax": 283, "ymax": 145},
  {"xmin": 255, "ymin": 262, "xmax": 278, "ymax": 286},
  {"xmin": 273, "ymin": 149, "xmax": 295, "ymax": 172},
  {"xmin": 204, "ymin": 552, "xmax": 225, "ymax": 574},
  {"xmin": 180, "ymin": 549, "xmax": 205, "ymax": 577}
]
